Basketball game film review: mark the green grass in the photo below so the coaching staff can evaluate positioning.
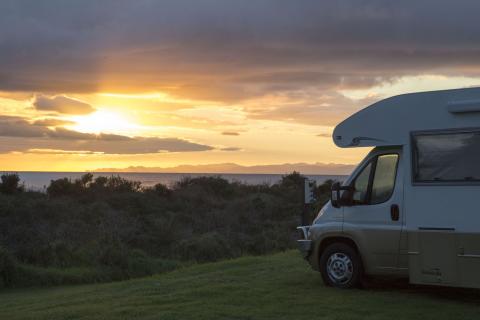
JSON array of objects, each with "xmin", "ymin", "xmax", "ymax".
[{"xmin": 1, "ymin": 250, "xmax": 480, "ymax": 320}]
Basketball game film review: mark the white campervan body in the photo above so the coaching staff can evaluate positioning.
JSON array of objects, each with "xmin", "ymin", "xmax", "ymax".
[{"xmin": 298, "ymin": 87, "xmax": 480, "ymax": 289}]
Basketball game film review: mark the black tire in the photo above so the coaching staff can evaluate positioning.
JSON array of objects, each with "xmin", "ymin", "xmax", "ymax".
[{"xmin": 319, "ymin": 242, "xmax": 363, "ymax": 289}]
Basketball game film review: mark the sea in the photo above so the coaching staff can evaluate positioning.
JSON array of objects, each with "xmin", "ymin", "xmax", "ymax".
[{"xmin": 8, "ymin": 172, "xmax": 347, "ymax": 192}]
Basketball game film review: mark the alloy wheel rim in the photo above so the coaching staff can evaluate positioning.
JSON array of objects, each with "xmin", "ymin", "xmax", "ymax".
[{"xmin": 326, "ymin": 252, "xmax": 353, "ymax": 285}]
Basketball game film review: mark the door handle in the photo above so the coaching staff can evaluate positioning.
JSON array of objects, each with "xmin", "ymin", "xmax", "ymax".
[{"xmin": 391, "ymin": 204, "xmax": 400, "ymax": 221}]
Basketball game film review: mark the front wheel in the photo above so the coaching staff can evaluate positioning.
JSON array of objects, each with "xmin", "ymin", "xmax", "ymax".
[{"xmin": 319, "ymin": 243, "xmax": 363, "ymax": 289}]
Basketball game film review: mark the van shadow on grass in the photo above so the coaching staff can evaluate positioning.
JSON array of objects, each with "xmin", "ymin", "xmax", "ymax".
[{"xmin": 362, "ymin": 277, "xmax": 480, "ymax": 304}]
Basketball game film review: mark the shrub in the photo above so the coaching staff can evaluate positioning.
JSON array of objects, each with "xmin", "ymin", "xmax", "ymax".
[
  {"xmin": 13, "ymin": 265, "xmax": 109, "ymax": 287},
  {"xmin": 96, "ymin": 244, "xmax": 176, "ymax": 278},
  {"xmin": 151, "ymin": 183, "xmax": 172, "ymax": 197},
  {"xmin": 107, "ymin": 176, "xmax": 142, "ymax": 192},
  {"xmin": 174, "ymin": 176, "xmax": 235, "ymax": 198},
  {"xmin": 96, "ymin": 240, "xmax": 129, "ymax": 269},
  {"xmin": 0, "ymin": 173, "xmax": 24, "ymax": 194},
  {"xmin": 91, "ymin": 175, "xmax": 141, "ymax": 193},
  {"xmin": 174, "ymin": 232, "xmax": 234, "ymax": 262},
  {"xmin": 47, "ymin": 174, "xmax": 142, "ymax": 198},
  {"xmin": 0, "ymin": 246, "xmax": 18, "ymax": 287},
  {"xmin": 0, "ymin": 171, "xmax": 336, "ymax": 288},
  {"xmin": 47, "ymin": 178, "xmax": 80, "ymax": 197}
]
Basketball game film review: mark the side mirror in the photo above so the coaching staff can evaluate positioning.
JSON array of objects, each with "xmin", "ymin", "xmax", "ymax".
[
  {"xmin": 331, "ymin": 182, "xmax": 341, "ymax": 208},
  {"xmin": 331, "ymin": 182, "xmax": 354, "ymax": 208}
]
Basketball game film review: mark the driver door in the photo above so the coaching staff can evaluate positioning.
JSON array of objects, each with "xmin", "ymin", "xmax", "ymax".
[{"xmin": 343, "ymin": 150, "xmax": 403, "ymax": 273}]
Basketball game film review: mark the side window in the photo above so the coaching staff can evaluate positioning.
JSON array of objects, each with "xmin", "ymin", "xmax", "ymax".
[
  {"xmin": 350, "ymin": 153, "xmax": 399, "ymax": 205},
  {"xmin": 371, "ymin": 154, "xmax": 399, "ymax": 204},
  {"xmin": 413, "ymin": 130, "xmax": 480, "ymax": 182},
  {"xmin": 352, "ymin": 162, "xmax": 372, "ymax": 204}
]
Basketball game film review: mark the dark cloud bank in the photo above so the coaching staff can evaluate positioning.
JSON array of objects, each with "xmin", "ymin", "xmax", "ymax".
[
  {"xmin": 0, "ymin": 116, "xmax": 213, "ymax": 154},
  {"xmin": 1, "ymin": 0, "xmax": 480, "ymax": 97},
  {"xmin": 1, "ymin": 0, "xmax": 480, "ymax": 132}
]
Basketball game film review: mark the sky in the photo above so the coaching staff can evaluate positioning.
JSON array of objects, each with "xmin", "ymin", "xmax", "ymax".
[{"xmin": 1, "ymin": 0, "xmax": 480, "ymax": 172}]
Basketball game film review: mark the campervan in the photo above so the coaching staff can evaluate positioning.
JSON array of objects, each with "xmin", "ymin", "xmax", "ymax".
[{"xmin": 297, "ymin": 87, "xmax": 480, "ymax": 289}]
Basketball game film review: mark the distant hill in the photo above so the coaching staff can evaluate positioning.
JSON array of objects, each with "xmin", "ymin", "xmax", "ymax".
[{"xmin": 94, "ymin": 162, "xmax": 355, "ymax": 175}]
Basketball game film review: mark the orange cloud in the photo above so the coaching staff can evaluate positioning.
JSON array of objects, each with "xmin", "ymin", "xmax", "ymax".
[{"xmin": 33, "ymin": 95, "xmax": 95, "ymax": 115}]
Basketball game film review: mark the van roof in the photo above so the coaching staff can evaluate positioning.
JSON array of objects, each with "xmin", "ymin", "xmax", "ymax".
[{"xmin": 333, "ymin": 87, "xmax": 480, "ymax": 148}]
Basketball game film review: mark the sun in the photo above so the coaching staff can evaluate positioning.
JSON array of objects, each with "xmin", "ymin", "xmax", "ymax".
[{"xmin": 69, "ymin": 110, "xmax": 139, "ymax": 135}]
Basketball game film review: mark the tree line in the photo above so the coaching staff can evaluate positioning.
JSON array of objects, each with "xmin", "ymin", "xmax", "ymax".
[{"xmin": 0, "ymin": 172, "xmax": 334, "ymax": 288}]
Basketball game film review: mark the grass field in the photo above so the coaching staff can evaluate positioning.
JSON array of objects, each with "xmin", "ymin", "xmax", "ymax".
[{"xmin": 1, "ymin": 251, "xmax": 480, "ymax": 320}]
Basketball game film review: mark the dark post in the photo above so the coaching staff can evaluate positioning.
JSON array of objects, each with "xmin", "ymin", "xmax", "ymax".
[
  {"xmin": 302, "ymin": 178, "xmax": 316, "ymax": 226},
  {"xmin": 301, "ymin": 177, "xmax": 306, "ymax": 226}
]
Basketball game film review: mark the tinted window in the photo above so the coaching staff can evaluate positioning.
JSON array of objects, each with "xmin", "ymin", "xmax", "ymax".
[
  {"xmin": 371, "ymin": 154, "xmax": 398, "ymax": 204},
  {"xmin": 352, "ymin": 162, "xmax": 372, "ymax": 204},
  {"xmin": 413, "ymin": 131, "xmax": 480, "ymax": 182}
]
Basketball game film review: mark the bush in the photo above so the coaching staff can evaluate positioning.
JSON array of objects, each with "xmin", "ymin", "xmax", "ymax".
[
  {"xmin": 174, "ymin": 176, "xmax": 235, "ymax": 198},
  {"xmin": 13, "ymin": 265, "xmax": 110, "ymax": 287},
  {"xmin": 47, "ymin": 174, "xmax": 142, "ymax": 198},
  {"xmin": 96, "ymin": 243, "xmax": 178, "ymax": 278},
  {"xmin": 46, "ymin": 177, "xmax": 81, "ymax": 197},
  {"xmin": 151, "ymin": 183, "xmax": 172, "ymax": 197},
  {"xmin": 174, "ymin": 232, "xmax": 234, "ymax": 262},
  {"xmin": 0, "ymin": 246, "xmax": 18, "ymax": 288},
  {"xmin": 90, "ymin": 175, "xmax": 141, "ymax": 193},
  {"xmin": 0, "ymin": 173, "xmax": 24, "ymax": 194},
  {"xmin": 96, "ymin": 240, "xmax": 130, "ymax": 269},
  {"xmin": 0, "ymin": 172, "xmax": 337, "ymax": 288}
]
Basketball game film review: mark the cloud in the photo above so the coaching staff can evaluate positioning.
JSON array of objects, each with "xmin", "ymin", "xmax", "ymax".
[
  {"xmin": 0, "ymin": 116, "xmax": 50, "ymax": 137},
  {"xmin": 316, "ymin": 133, "xmax": 331, "ymax": 138},
  {"xmin": 1, "ymin": 0, "xmax": 480, "ymax": 99},
  {"xmin": 220, "ymin": 147, "xmax": 241, "ymax": 152},
  {"xmin": 33, "ymin": 118, "xmax": 75, "ymax": 127},
  {"xmin": 2, "ymin": 1, "xmax": 480, "ymax": 127},
  {"xmin": 0, "ymin": 136, "xmax": 213, "ymax": 154},
  {"xmin": 222, "ymin": 131, "xmax": 240, "ymax": 136},
  {"xmin": 33, "ymin": 95, "xmax": 95, "ymax": 114},
  {"xmin": 246, "ymin": 90, "xmax": 377, "ymax": 126},
  {"xmin": 0, "ymin": 115, "xmax": 213, "ymax": 154}
]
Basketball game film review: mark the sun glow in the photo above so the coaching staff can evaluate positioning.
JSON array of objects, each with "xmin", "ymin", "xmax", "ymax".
[{"xmin": 69, "ymin": 110, "xmax": 139, "ymax": 135}]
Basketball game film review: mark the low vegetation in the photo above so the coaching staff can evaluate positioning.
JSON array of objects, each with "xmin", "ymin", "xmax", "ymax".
[
  {"xmin": 1, "ymin": 251, "xmax": 480, "ymax": 320},
  {"xmin": 0, "ymin": 172, "xmax": 332, "ymax": 288}
]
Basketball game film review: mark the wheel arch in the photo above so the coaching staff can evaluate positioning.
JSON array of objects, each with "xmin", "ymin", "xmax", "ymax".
[{"xmin": 319, "ymin": 236, "xmax": 360, "ymax": 254}]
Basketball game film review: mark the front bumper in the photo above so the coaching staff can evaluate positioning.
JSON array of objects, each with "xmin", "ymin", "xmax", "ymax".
[{"xmin": 297, "ymin": 226, "xmax": 312, "ymax": 258}]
